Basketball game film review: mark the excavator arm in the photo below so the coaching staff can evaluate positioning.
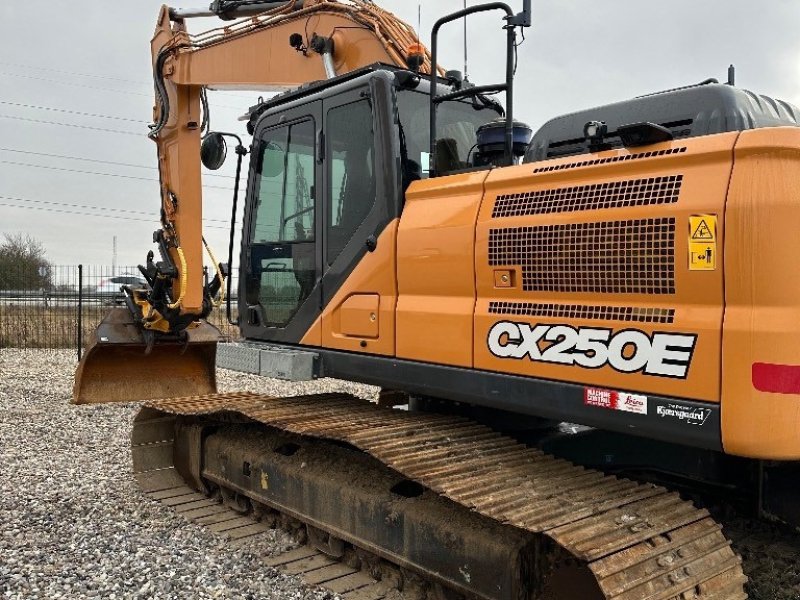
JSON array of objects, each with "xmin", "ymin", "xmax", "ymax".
[
  {"xmin": 147, "ymin": 0, "xmax": 431, "ymax": 329},
  {"xmin": 73, "ymin": 0, "xmax": 433, "ymax": 404}
]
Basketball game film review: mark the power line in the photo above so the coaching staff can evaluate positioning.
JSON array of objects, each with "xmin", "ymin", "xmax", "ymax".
[
  {"xmin": 0, "ymin": 195, "xmax": 235, "ymax": 229},
  {"xmin": 0, "ymin": 195, "xmax": 158, "ymax": 220},
  {"xmin": 0, "ymin": 114, "xmax": 143, "ymax": 136},
  {"xmin": 0, "ymin": 147, "xmax": 236, "ymax": 179},
  {"xmin": 0, "ymin": 71, "xmax": 251, "ymax": 110},
  {"xmin": 0, "ymin": 71, "xmax": 153, "ymax": 98},
  {"xmin": 0, "ymin": 201, "xmax": 162, "ymax": 226},
  {"xmin": 0, "ymin": 194, "xmax": 229, "ymax": 223},
  {"xmin": 0, "ymin": 159, "xmax": 243, "ymax": 191},
  {"xmin": 0, "ymin": 202, "xmax": 231, "ymax": 230},
  {"xmin": 0, "ymin": 61, "xmax": 150, "ymax": 86},
  {"xmin": 0, "ymin": 61, "xmax": 260, "ymax": 101},
  {"xmin": 0, "ymin": 100, "xmax": 145, "ymax": 123}
]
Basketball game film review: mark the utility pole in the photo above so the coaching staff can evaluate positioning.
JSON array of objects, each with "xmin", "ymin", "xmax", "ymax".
[{"xmin": 112, "ymin": 235, "xmax": 117, "ymax": 273}]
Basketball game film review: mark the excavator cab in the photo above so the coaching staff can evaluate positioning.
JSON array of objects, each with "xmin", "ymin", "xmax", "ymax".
[{"xmin": 237, "ymin": 67, "xmax": 502, "ymax": 345}]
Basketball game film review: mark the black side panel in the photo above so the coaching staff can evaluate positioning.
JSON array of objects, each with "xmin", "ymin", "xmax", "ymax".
[{"xmin": 312, "ymin": 348, "xmax": 722, "ymax": 451}]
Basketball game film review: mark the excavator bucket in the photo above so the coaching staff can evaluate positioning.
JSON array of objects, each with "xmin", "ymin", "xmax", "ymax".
[{"xmin": 72, "ymin": 308, "xmax": 220, "ymax": 405}]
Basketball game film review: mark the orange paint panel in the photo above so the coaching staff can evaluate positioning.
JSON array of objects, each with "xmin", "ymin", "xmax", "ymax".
[
  {"xmin": 315, "ymin": 220, "xmax": 398, "ymax": 356},
  {"xmin": 338, "ymin": 294, "xmax": 380, "ymax": 339},
  {"xmin": 722, "ymin": 127, "xmax": 800, "ymax": 459},
  {"xmin": 396, "ymin": 296, "xmax": 476, "ymax": 366},
  {"xmin": 396, "ymin": 171, "xmax": 490, "ymax": 367},
  {"xmin": 474, "ymin": 134, "xmax": 737, "ymax": 402}
]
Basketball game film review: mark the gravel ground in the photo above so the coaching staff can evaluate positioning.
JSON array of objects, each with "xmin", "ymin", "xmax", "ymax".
[
  {"xmin": 0, "ymin": 349, "xmax": 376, "ymax": 600},
  {"xmin": 2, "ymin": 348, "xmax": 800, "ymax": 599}
]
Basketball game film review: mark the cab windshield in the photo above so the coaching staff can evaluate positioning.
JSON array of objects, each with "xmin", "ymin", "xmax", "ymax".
[{"xmin": 397, "ymin": 89, "xmax": 501, "ymax": 177}]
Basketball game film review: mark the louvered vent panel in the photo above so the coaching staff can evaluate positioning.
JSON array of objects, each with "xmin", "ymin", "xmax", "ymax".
[
  {"xmin": 489, "ymin": 218, "xmax": 676, "ymax": 295},
  {"xmin": 489, "ymin": 301, "xmax": 675, "ymax": 324},
  {"xmin": 492, "ymin": 175, "xmax": 683, "ymax": 218},
  {"xmin": 533, "ymin": 147, "xmax": 687, "ymax": 173}
]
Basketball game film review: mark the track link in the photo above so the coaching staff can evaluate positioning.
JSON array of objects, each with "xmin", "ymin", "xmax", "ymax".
[
  {"xmin": 133, "ymin": 475, "xmax": 399, "ymax": 598},
  {"xmin": 132, "ymin": 392, "xmax": 747, "ymax": 600}
]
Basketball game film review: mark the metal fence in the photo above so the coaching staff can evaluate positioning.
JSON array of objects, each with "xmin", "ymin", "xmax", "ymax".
[{"xmin": 0, "ymin": 265, "xmax": 240, "ymax": 351}]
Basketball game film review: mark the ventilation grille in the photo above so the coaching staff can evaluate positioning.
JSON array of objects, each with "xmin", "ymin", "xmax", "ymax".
[
  {"xmin": 492, "ymin": 175, "xmax": 683, "ymax": 218},
  {"xmin": 489, "ymin": 218, "xmax": 676, "ymax": 295},
  {"xmin": 489, "ymin": 301, "xmax": 675, "ymax": 324},
  {"xmin": 533, "ymin": 147, "xmax": 687, "ymax": 174}
]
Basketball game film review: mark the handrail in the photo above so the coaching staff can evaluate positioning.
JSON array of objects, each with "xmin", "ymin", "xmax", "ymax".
[{"xmin": 429, "ymin": 2, "xmax": 514, "ymax": 177}]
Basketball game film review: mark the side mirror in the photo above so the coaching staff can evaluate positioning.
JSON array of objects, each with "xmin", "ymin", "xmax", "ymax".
[{"xmin": 201, "ymin": 132, "xmax": 227, "ymax": 170}]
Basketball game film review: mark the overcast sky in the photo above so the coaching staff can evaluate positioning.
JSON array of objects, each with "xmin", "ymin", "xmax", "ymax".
[{"xmin": 1, "ymin": 0, "xmax": 799, "ymax": 271}]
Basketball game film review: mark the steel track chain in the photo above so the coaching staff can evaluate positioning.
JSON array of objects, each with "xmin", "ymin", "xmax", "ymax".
[{"xmin": 132, "ymin": 392, "xmax": 748, "ymax": 600}]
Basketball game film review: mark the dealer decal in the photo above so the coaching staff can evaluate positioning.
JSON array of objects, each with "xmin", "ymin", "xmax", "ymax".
[
  {"xmin": 488, "ymin": 322, "xmax": 697, "ymax": 379},
  {"xmin": 585, "ymin": 387, "xmax": 649, "ymax": 415},
  {"xmin": 656, "ymin": 403, "xmax": 712, "ymax": 426}
]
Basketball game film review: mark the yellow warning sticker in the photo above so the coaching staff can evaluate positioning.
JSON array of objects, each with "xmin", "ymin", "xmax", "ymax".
[
  {"xmin": 688, "ymin": 215, "xmax": 717, "ymax": 271},
  {"xmin": 689, "ymin": 242, "xmax": 716, "ymax": 270},
  {"xmin": 689, "ymin": 215, "xmax": 716, "ymax": 242}
]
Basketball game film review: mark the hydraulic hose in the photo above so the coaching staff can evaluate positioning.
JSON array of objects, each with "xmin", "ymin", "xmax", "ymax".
[
  {"xmin": 203, "ymin": 237, "xmax": 226, "ymax": 308},
  {"xmin": 167, "ymin": 246, "xmax": 188, "ymax": 309}
]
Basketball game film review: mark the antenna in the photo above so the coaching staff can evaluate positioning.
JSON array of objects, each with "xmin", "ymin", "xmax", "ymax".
[
  {"xmin": 417, "ymin": 4, "xmax": 421, "ymax": 42},
  {"xmin": 509, "ymin": 0, "xmax": 532, "ymax": 27},
  {"xmin": 463, "ymin": 0, "xmax": 468, "ymax": 81}
]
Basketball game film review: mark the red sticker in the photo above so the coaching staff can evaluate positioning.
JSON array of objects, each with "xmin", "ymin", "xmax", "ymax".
[{"xmin": 584, "ymin": 387, "xmax": 618, "ymax": 410}]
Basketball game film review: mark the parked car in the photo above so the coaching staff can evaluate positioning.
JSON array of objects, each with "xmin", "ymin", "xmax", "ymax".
[{"xmin": 95, "ymin": 274, "xmax": 147, "ymax": 305}]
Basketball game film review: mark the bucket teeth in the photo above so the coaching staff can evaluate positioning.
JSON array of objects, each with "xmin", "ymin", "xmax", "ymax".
[{"xmin": 132, "ymin": 392, "xmax": 747, "ymax": 600}]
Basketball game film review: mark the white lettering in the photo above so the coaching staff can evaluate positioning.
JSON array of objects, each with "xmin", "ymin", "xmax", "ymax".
[
  {"xmin": 574, "ymin": 328, "xmax": 611, "ymax": 368},
  {"xmin": 488, "ymin": 322, "xmax": 521, "ymax": 358},
  {"xmin": 512, "ymin": 324, "xmax": 549, "ymax": 360},
  {"xmin": 645, "ymin": 334, "xmax": 696, "ymax": 378},
  {"xmin": 488, "ymin": 321, "xmax": 696, "ymax": 379},
  {"xmin": 607, "ymin": 330, "xmax": 651, "ymax": 373}
]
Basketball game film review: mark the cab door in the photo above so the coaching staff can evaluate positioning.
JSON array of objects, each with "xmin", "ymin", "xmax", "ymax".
[
  {"xmin": 239, "ymin": 102, "xmax": 323, "ymax": 344},
  {"xmin": 316, "ymin": 79, "xmax": 401, "ymax": 356}
]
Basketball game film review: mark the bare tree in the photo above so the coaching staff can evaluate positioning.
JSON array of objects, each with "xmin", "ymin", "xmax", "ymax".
[{"xmin": 0, "ymin": 234, "xmax": 52, "ymax": 290}]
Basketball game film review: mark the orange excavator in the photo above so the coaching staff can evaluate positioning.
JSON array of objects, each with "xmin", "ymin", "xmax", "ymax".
[{"xmin": 73, "ymin": 0, "xmax": 800, "ymax": 597}]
